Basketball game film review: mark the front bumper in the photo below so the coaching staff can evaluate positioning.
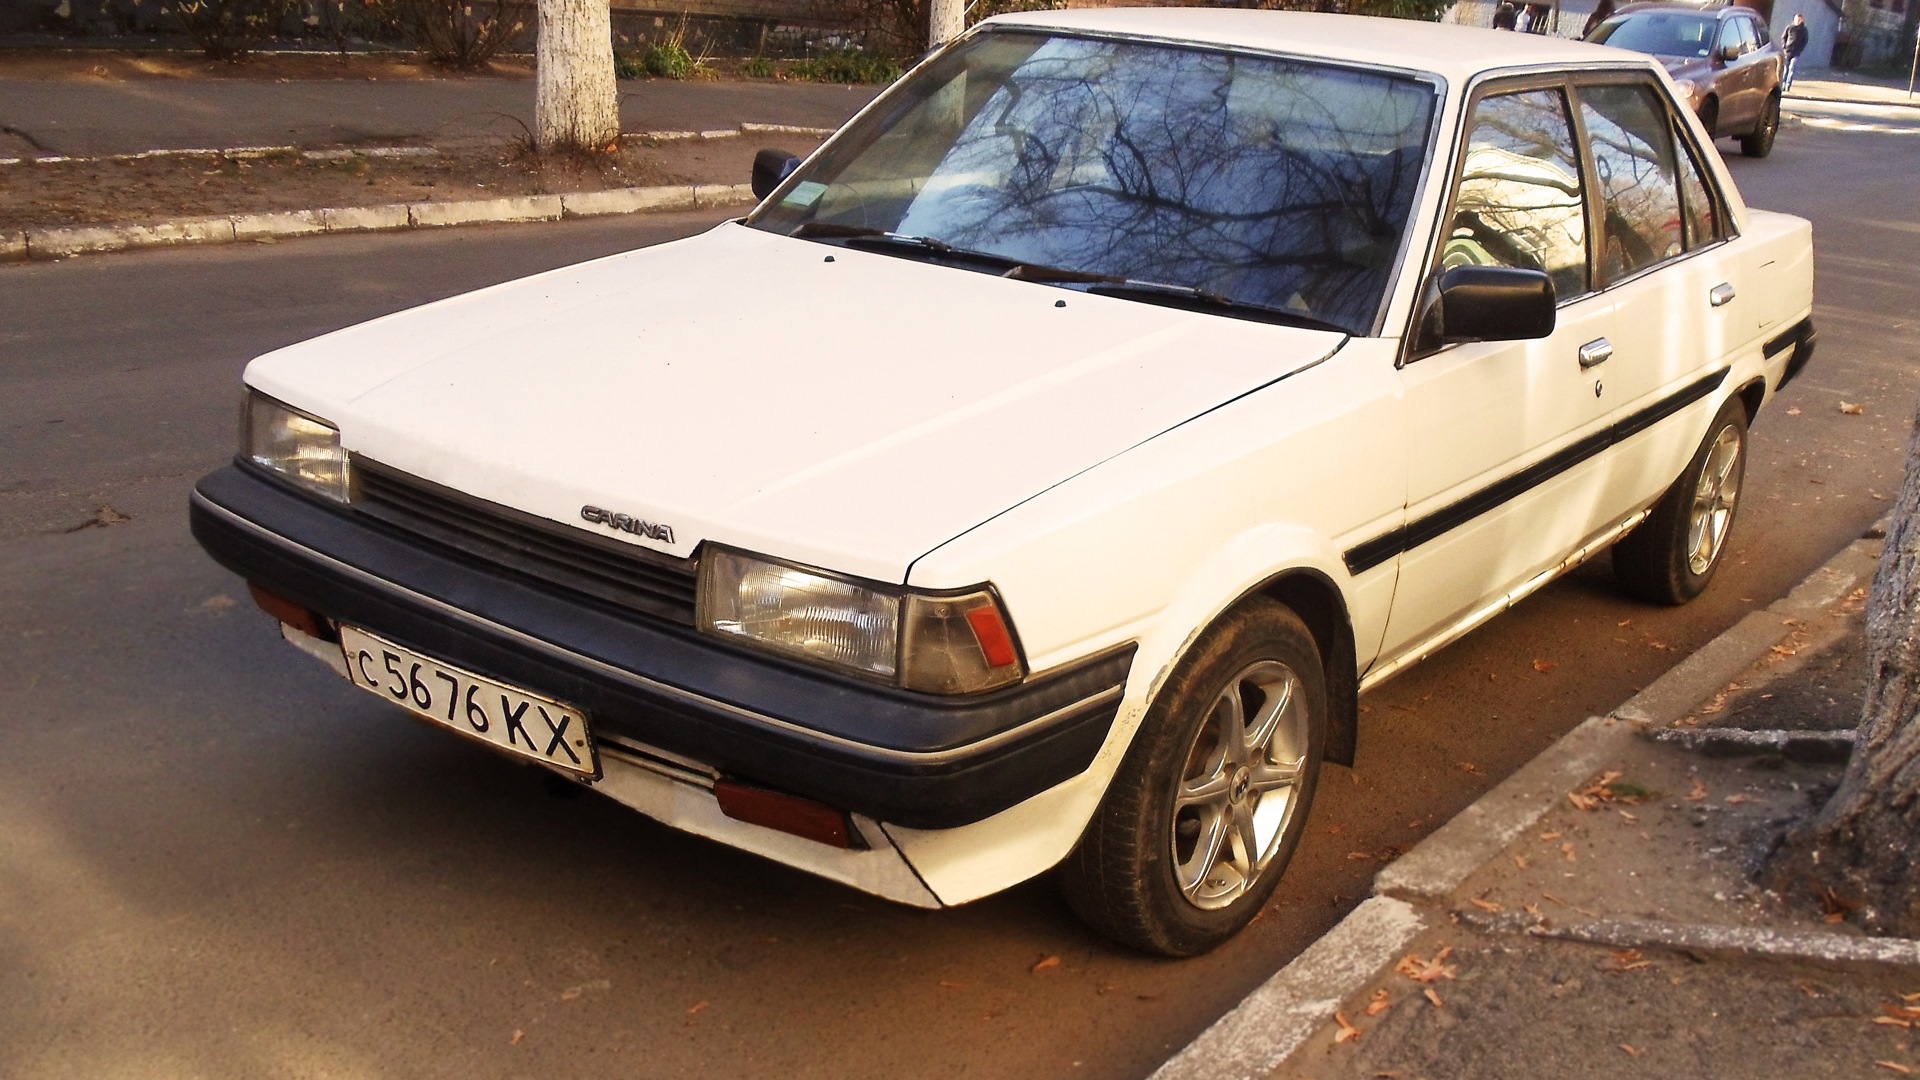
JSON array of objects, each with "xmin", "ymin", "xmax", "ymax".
[{"xmin": 190, "ymin": 464, "xmax": 1132, "ymax": 830}]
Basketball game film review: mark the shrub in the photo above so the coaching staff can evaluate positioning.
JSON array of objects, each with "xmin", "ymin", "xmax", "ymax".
[
  {"xmin": 392, "ymin": 0, "xmax": 527, "ymax": 68},
  {"xmin": 792, "ymin": 47, "xmax": 900, "ymax": 84},
  {"xmin": 740, "ymin": 54, "xmax": 777, "ymax": 78},
  {"xmin": 166, "ymin": 0, "xmax": 291, "ymax": 61},
  {"xmin": 642, "ymin": 39, "xmax": 694, "ymax": 78}
]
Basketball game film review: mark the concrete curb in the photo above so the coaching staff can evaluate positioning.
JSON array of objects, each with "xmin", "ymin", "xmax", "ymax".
[
  {"xmin": 1154, "ymin": 527, "xmax": 1888, "ymax": 1077},
  {"xmin": 2, "ymin": 183, "xmax": 758, "ymax": 263},
  {"xmin": 1148, "ymin": 897, "xmax": 1429, "ymax": 1080},
  {"xmin": 1459, "ymin": 910, "xmax": 1920, "ymax": 971}
]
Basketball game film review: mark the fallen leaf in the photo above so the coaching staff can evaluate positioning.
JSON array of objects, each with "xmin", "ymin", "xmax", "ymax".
[
  {"xmin": 1724, "ymin": 794, "xmax": 1751, "ymax": 805},
  {"xmin": 510, "ymin": 1030, "xmax": 525, "ymax": 1045},
  {"xmin": 1327, "ymin": 824, "xmax": 1346, "ymax": 835},
  {"xmin": 1532, "ymin": 659, "xmax": 1557, "ymax": 674},
  {"xmin": 1786, "ymin": 406, "xmax": 1802, "ymax": 416},
  {"xmin": 1873, "ymin": 1017, "xmax": 1912, "ymax": 1029},
  {"xmin": 687, "ymin": 1000, "xmax": 709, "ymax": 1016},
  {"xmin": 1365, "ymin": 988, "xmax": 1392, "ymax": 1016},
  {"xmin": 1569, "ymin": 792, "xmax": 1600, "ymax": 812},
  {"xmin": 1523, "ymin": 903, "xmax": 1542, "ymax": 917},
  {"xmin": 1617, "ymin": 810, "xmax": 1640, "ymax": 823},
  {"xmin": 1562, "ymin": 842, "xmax": 1578, "ymax": 862},
  {"xmin": 1901, "ymin": 991, "xmax": 1920, "ymax": 1004},
  {"xmin": 1458, "ymin": 761, "xmax": 1482, "ymax": 774},
  {"xmin": 65, "ymin": 505, "xmax": 132, "ymax": 532},
  {"xmin": 1686, "ymin": 778, "xmax": 1708, "ymax": 802},
  {"xmin": 1514, "ymin": 855, "xmax": 1529, "ymax": 870},
  {"xmin": 1031, "ymin": 955, "xmax": 1062, "ymax": 973},
  {"xmin": 1602, "ymin": 949, "xmax": 1652, "ymax": 972},
  {"xmin": 1540, "ymin": 831, "xmax": 1564, "ymax": 841},
  {"xmin": 560, "ymin": 987, "xmax": 582, "ymax": 1002},
  {"xmin": 1885, "ymin": 1005, "xmax": 1920, "ymax": 1022},
  {"xmin": 1840, "ymin": 401, "xmax": 1865, "ymax": 415},
  {"xmin": 1617, "ymin": 618, "xmax": 1634, "ymax": 627},
  {"xmin": 1424, "ymin": 988, "xmax": 1444, "ymax": 1008},
  {"xmin": 1620, "ymin": 1044, "xmax": 1641, "ymax": 1056},
  {"xmin": 1877, "ymin": 1061, "xmax": 1915, "ymax": 1075},
  {"xmin": 1334, "ymin": 1011, "xmax": 1363, "ymax": 1044},
  {"xmin": 939, "ymin": 980, "xmax": 966, "ymax": 990},
  {"xmin": 1469, "ymin": 897, "xmax": 1504, "ymax": 913},
  {"xmin": 1394, "ymin": 947, "xmax": 1458, "ymax": 984}
]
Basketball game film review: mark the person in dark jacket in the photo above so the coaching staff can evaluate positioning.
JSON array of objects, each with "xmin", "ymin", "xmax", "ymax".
[
  {"xmin": 1493, "ymin": 1, "xmax": 1519, "ymax": 30},
  {"xmin": 1781, "ymin": 13, "xmax": 1809, "ymax": 92}
]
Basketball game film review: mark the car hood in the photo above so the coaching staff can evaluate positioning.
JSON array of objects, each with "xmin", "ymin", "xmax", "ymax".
[{"xmin": 246, "ymin": 222, "xmax": 1346, "ymax": 583}]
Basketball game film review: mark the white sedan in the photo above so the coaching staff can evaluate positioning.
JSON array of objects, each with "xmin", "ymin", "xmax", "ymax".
[{"xmin": 190, "ymin": 9, "xmax": 1814, "ymax": 955}]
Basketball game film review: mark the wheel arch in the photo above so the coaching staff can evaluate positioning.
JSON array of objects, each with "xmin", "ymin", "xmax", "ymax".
[
  {"xmin": 1733, "ymin": 376, "xmax": 1767, "ymax": 425},
  {"xmin": 1249, "ymin": 569, "xmax": 1360, "ymax": 767}
]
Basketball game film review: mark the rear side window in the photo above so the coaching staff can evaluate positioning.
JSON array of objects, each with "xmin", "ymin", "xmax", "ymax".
[
  {"xmin": 1673, "ymin": 122, "xmax": 1723, "ymax": 250},
  {"xmin": 1748, "ymin": 16, "xmax": 1771, "ymax": 46},
  {"xmin": 1578, "ymin": 83, "xmax": 1683, "ymax": 282},
  {"xmin": 1445, "ymin": 89, "xmax": 1589, "ymax": 301}
]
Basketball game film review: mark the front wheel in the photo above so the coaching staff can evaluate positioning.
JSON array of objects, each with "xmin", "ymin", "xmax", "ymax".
[
  {"xmin": 1058, "ymin": 598, "xmax": 1326, "ymax": 956},
  {"xmin": 1741, "ymin": 93, "xmax": 1780, "ymax": 158},
  {"xmin": 1613, "ymin": 398, "xmax": 1748, "ymax": 604}
]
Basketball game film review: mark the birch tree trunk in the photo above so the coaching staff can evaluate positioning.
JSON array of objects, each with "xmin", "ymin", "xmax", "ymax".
[
  {"xmin": 535, "ymin": 0, "xmax": 618, "ymax": 153},
  {"xmin": 928, "ymin": 0, "xmax": 964, "ymax": 49},
  {"xmin": 1768, "ymin": 395, "xmax": 1920, "ymax": 936}
]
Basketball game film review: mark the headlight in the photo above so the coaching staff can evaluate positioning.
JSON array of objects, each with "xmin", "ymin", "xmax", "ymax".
[
  {"xmin": 242, "ymin": 390, "xmax": 350, "ymax": 503},
  {"xmin": 1672, "ymin": 78, "xmax": 1699, "ymax": 102},
  {"xmin": 697, "ymin": 548, "xmax": 1025, "ymax": 694}
]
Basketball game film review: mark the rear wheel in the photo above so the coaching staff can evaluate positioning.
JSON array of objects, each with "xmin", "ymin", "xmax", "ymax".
[
  {"xmin": 1740, "ymin": 93, "xmax": 1780, "ymax": 157},
  {"xmin": 1613, "ymin": 398, "xmax": 1748, "ymax": 604},
  {"xmin": 1058, "ymin": 598, "xmax": 1325, "ymax": 956}
]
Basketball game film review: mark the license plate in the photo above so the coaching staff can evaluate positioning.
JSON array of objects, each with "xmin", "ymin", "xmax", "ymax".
[{"xmin": 338, "ymin": 626, "xmax": 599, "ymax": 779}]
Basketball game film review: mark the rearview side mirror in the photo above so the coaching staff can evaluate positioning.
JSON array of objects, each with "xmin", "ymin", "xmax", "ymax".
[
  {"xmin": 751, "ymin": 149, "xmax": 803, "ymax": 200},
  {"xmin": 1415, "ymin": 265, "xmax": 1556, "ymax": 353}
]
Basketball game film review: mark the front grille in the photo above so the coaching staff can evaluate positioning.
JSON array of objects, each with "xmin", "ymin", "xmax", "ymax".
[{"xmin": 352, "ymin": 457, "xmax": 698, "ymax": 625}]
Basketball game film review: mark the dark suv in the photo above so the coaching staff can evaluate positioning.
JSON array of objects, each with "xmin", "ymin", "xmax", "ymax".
[{"xmin": 1587, "ymin": 2, "xmax": 1783, "ymax": 157}]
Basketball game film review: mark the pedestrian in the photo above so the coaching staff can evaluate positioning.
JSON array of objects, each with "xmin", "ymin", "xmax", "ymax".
[
  {"xmin": 1781, "ymin": 13, "xmax": 1809, "ymax": 92},
  {"xmin": 1583, "ymin": 0, "xmax": 1617, "ymax": 39},
  {"xmin": 1493, "ymin": 0, "xmax": 1519, "ymax": 30}
]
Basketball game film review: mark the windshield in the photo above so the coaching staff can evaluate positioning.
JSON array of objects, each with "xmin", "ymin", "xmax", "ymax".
[
  {"xmin": 1589, "ymin": 13, "xmax": 1717, "ymax": 57},
  {"xmin": 748, "ymin": 31, "xmax": 1437, "ymax": 336}
]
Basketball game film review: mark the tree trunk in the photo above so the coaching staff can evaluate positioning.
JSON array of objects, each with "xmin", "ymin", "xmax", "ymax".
[
  {"xmin": 1767, "ymin": 396, "xmax": 1920, "ymax": 935},
  {"xmin": 928, "ymin": 0, "xmax": 963, "ymax": 49},
  {"xmin": 535, "ymin": 0, "xmax": 618, "ymax": 154}
]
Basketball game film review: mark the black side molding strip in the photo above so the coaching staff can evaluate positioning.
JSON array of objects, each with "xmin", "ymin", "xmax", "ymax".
[
  {"xmin": 1767, "ymin": 317, "xmax": 1817, "ymax": 393},
  {"xmin": 1344, "ymin": 368, "xmax": 1729, "ymax": 575}
]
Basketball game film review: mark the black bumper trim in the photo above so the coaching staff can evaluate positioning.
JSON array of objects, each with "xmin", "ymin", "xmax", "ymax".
[
  {"xmin": 1767, "ymin": 317, "xmax": 1816, "ymax": 393},
  {"xmin": 190, "ymin": 465, "xmax": 1133, "ymax": 829}
]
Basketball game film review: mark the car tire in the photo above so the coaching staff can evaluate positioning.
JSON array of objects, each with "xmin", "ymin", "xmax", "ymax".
[
  {"xmin": 1613, "ymin": 398, "xmax": 1748, "ymax": 605},
  {"xmin": 1058, "ymin": 597, "xmax": 1325, "ymax": 957},
  {"xmin": 1740, "ymin": 93, "xmax": 1780, "ymax": 158},
  {"xmin": 1698, "ymin": 98, "xmax": 1720, "ymax": 140}
]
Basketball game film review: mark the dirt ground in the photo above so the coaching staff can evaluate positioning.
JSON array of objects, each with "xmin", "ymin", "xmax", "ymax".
[{"xmin": 0, "ymin": 134, "xmax": 821, "ymax": 231}]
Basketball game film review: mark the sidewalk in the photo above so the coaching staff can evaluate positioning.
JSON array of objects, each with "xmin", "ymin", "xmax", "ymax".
[
  {"xmin": 1787, "ymin": 69, "xmax": 1920, "ymax": 110},
  {"xmin": 1157, "ymin": 527, "xmax": 1920, "ymax": 1079}
]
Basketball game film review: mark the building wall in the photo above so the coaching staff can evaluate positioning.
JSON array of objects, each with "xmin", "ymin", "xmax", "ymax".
[{"xmin": 1770, "ymin": 0, "xmax": 1839, "ymax": 66}]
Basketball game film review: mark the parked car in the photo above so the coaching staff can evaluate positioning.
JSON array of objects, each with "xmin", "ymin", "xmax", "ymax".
[
  {"xmin": 190, "ymin": 9, "xmax": 1815, "ymax": 955},
  {"xmin": 1586, "ymin": 1, "xmax": 1785, "ymax": 156}
]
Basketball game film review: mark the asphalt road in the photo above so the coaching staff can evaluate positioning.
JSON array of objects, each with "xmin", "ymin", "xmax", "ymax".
[
  {"xmin": 0, "ymin": 76, "xmax": 881, "ymax": 156},
  {"xmin": 3, "ymin": 108, "xmax": 1917, "ymax": 1080}
]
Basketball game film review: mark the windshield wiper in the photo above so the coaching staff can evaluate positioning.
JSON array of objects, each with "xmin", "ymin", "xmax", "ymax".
[
  {"xmin": 1009, "ymin": 264, "xmax": 1349, "ymax": 334},
  {"xmin": 789, "ymin": 223, "xmax": 1023, "ymax": 269}
]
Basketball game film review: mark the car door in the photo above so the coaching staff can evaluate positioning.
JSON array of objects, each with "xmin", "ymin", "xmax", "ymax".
[
  {"xmin": 1715, "ymin": 16, "xmax": 1761, "ymax": 129},
  {"xmin": 1376, "ymin": 82, "xmax": 1617, "ymax": 663},
  {"xmin": 1576, "ymin": 76, "xmax": 1745, "ymax": 517}
]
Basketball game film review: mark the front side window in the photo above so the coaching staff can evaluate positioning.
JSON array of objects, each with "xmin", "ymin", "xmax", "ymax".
[
  {"xmin": 1673, "ymin": 119, "xmax": 1723, "ymax": 250},
  {"xmin": 749, "ymin": 32, "xmax": 1437, "ymax": 336},
  {"xmin": 1578, "ymin": 83, "xmax": 1683, "ymax": 282},
  {"xmin": 1443, "ymin": 88, "xmax": 1589, "ymax": 302}
]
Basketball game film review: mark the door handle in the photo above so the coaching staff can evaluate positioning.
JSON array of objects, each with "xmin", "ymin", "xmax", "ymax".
[
  {"xmin": 1578, "ymin": 338, "xmax": 1613, "ymax": 369},
  {"xmin": 1710, "ymin": 283, "xmax": 1736, "ymax": 307}
]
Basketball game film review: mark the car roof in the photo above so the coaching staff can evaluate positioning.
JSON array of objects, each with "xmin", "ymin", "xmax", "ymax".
[
  {"xmin": 981, "ymin": 9, "xmax": 1651, "ymax": 85},
  {"xmin": 1609, "ymin": 2, "xmax": 1753, "ymax": 21}
]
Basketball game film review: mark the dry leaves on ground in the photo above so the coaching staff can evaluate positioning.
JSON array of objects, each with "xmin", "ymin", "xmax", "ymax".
[
  {"xmin": 1395, "ymin": 947, "xmax": 1458, "ymax": 984},
  {"xmin": 1687, "ymin": 777, "xmax": 1709, "ymax": 802},
  {"xmin": 1840, "ymin": 401, "xmax": 1866, "ymax": 415},
  {"xmin": 1468, "ymin": 897, "xmax": 1503, "ymax": 913},
  {"xmin": 1334, "ymin": 1011, "xmax": 1364, "ymax": 1044},
  {"xmin": 1876, "ymin": 1062, "xmax": 1914, "ymax": 1075},
  {"xmin": 1568, "ymin": 770, "xmax": 1655, "ymax": 811},
  {"xmin": 1532, "ymin": 659, "xmax": 1558, "ymax": 674},
  {"xmin": 1364, "ymin": 988, "xmax": 1392, "ymax": 1016},
  {"xmin": 1423, "ymin": 988, "xmax": 1444, "ymax": 1008},
  {"xmin": 1601, "ymin": 948, "xmax": 1652, "ymax": 972},
  {"xmin": 1031, "ymin": 955, "xmax": 1062, "ymax": 973}
]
